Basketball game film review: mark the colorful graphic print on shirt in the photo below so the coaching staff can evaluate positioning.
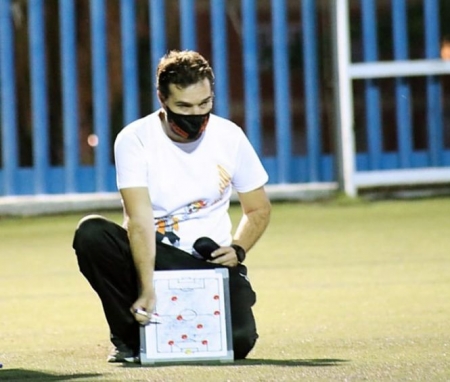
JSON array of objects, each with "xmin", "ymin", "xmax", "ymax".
[{"xmin": 154, "ymin": 165, "xmax": 231, "ymax": 247}]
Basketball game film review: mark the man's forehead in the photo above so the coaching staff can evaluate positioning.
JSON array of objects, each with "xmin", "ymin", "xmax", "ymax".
[{"xmin": 168, "ymin": 80, "xmax": 211, "ymax": 99}]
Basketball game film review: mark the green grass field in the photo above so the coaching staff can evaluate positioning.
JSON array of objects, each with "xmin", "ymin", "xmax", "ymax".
[{"xmin": 1, "ymin": 197, "xmax": 449, "ymax": 381}]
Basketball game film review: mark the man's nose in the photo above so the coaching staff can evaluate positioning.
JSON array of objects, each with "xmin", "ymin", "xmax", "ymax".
[{"xmin": 190, "ymin": 106, "xmax": 203, "ymax": 114}]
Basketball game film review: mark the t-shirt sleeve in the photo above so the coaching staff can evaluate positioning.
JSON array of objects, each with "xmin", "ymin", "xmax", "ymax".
[
  {"xmin": 232, "ymin": 131, "xmax": 269, "ymax": 193},
  {"xmin": 114, "ymin": 129, "xmax": 148, "ymax": 189}
]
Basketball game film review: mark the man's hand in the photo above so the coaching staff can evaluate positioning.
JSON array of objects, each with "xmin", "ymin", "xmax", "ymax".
[
  {"xmin": 130, "ymin": 287, "xmax": 157, "ymax": 325},
  {"xmin": 209, "ymin": 246, "xmax": 240, "ymax": 267}
]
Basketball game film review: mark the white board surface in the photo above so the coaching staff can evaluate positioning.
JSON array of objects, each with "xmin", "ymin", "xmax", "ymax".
[{"xmin": 140, "ymin": 268, "xmax": 233, "ymax": 364}]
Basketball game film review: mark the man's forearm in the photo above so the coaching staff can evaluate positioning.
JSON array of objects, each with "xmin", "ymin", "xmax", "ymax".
[
  {"xmin": 127, "ymin": 219, "xmax": 156, "ymax": 292},
  {"xmin": 233, "ymin": 206, "xmax": 271, "ymax": 252}
]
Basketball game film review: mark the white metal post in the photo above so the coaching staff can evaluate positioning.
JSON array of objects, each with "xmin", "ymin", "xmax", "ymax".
[{"xmin": 332, "ymin": 0, "xmax": 357, "ymax": 197}]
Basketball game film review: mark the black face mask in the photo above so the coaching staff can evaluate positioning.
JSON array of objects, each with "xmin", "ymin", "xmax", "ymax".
[{"xmin": 165, "ymin": 106, "xmax": 210, "ymax": 140}]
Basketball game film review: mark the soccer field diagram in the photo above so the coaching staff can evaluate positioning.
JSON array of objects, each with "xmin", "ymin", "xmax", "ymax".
[{"xmin": 140, "ymin": 269, "xmax": 234, "ymax": 364}]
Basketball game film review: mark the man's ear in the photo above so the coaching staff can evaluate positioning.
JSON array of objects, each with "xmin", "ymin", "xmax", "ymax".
[{"xmin": 157, "ymin": 90, "xmax": 165, "ymax": 107}]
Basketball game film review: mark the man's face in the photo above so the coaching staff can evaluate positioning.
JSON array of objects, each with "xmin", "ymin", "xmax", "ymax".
[
  {"xmin": 441, "ymin": 43, "xmax": 450, "ymax": 60},
  {"xmin": 163, "ymin": 78, "xmax": 213, "ymax": 115}
]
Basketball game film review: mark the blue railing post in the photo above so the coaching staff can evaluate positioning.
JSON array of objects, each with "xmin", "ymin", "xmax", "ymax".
[
  {"xmin": 120, "ymin": 0, "xmax": 139, "ymax": 125},
  {"xmin": 423, "ymin": 0, "xmax": 442, "ymax": 166},
  {"xmin": 0, "ymin": 0, "xmax": 18, "ymax": 195},
  {"xmin": 149, "ymin": 0, "xmax": 166, "ymax": 110},
  {"xmin": 90, "ymin": 0, "xmax": 110, "ymax": 191},
  {"xmin": 391, "ymin": 0, "xmax": 412, "ymax": 168},
  {"xmin": 361, "ymin": 0, "xmax": 382, "ymax": 170},
  {"xmin": 271, "ymin": 0, "xmax": 292, "ymax": 183},
  {"xmin": 179, "ymin": 0, "xmax": 197, "ymax": 50},
  {"xmin": 241, "ymin": 0, "xmax": 262, "ymax": 155},
  {"xmin": 302, "ymin": 0, "xmax": 321, "ymax": 181},
  {"xmin": 59, "ymin": 0, "xmax": 79, "ymax": 193},
  {"xmin": 210, "ymin": 0, "xmax": 229, "ymax": 119},
  {"xmin": 28, "ymin": 0, "xmax": 49, "ymax": 194}
]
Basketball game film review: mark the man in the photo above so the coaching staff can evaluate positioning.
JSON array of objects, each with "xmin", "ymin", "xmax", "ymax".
[
  {"xmin": 72, "ymin": 50, "xmax": 271, "ymax": 363},
  {"xmin": 441, "ymin": 35, "xmax": 450, "ymax": 60}
]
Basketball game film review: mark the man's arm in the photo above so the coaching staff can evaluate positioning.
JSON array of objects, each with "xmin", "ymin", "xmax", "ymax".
[
  {"xmin": 233, "ymin": 186, "xmax": 271, "ymax": 251},
  {"xmin": 210, "ymin": 186, "xmax": 271, "ymax": 266},
  {"xmin": 120, "ymin": 187, "xmax": 156, "ymax": 324}
]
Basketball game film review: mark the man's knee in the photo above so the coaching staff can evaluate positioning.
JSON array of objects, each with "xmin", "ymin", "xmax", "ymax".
[
  {"xmin": 76, "ymin": 214, "xmax": 108, "ymax": 229},
  {"xmin": 73, "ymin": 215, "xmax": 110, "ymax": 252}
]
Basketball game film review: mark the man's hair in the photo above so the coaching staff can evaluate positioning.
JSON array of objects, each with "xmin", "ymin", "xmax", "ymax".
[
  {"xmin": 156, "ymin": 50, "xmax": 215, "ymax": 99},
  {"xmin": 441, "ymin": 35, "xmax": 450, "ymax": 47}
]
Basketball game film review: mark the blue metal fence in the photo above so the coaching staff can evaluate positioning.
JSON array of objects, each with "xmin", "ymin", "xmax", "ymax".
[
  {"xmin": 335, "ymin": 0, "xmax": 450, "ymax": 195},
  {"xmin": 0, "ymin": 0, "xmax": 449, "ymax": 197},
  {"xmin": 353, "ymin": 0, "xmax": 449, "ymax": 172}
]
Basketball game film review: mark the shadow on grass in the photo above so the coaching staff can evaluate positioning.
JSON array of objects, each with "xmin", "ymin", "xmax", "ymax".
[
  {"xmin": 238, "ymin": 358, "xmax": 349, "ymax": 367},
  {"xmin": 122, "ymin": 358, "xmax": 349, "ymax": 368},
  {"xmin": 0, "ymin": 369, "xmax": 102, "ymax": 381}
]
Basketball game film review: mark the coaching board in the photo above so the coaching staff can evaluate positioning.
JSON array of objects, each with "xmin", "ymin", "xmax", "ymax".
[{"xmin": 140, "ymin": 268, "xmax": 234, "ymax": 364}]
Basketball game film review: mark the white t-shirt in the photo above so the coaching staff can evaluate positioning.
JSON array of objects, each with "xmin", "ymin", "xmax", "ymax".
[{"xmin": 114, "ymin": 110, "xmax": 268, "ymax": 254}]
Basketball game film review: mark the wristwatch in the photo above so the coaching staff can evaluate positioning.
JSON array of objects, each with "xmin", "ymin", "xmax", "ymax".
[{"xmin": 231, "ymin": 244, "xmax": 246, "ymax": 263}]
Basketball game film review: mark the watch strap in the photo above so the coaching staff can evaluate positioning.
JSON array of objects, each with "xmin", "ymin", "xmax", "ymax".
[{"xmin": 231, "ymin": 244, "xmax": 246, "ymax": 263}]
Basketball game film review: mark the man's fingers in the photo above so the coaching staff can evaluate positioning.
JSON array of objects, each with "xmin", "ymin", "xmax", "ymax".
[
  {"xmin": 209, "ymin": 251, "xmax": 239, "ymax": 267},
  {"xmin": 132, "ymin": 308, "xmax": 162, "ymax": 325},
  {"xmin": 131, "ymin": 308, "xmax": 150, "ymax": 324}
]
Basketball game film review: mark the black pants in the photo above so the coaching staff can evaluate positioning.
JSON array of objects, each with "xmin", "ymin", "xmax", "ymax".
[{"xmin": 72, "ymin": 217, "xmax": 258, "ymax": 360}]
